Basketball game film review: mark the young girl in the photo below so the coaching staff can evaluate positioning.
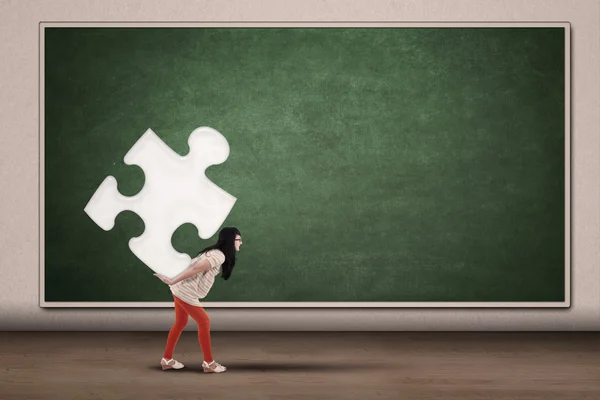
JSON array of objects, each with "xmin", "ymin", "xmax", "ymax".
[{"xmin": 154, "ymin": 226, "xmax": 242, "ymax": 373}]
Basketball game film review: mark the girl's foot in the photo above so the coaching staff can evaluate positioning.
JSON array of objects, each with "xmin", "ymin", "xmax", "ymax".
[
  {"xmin": 202, "ymin": 360, "xmax": 226, "ymax": 373},
  {"xmin": 161, "ymin": 357, "xmax": 185, "ymax": 370}
]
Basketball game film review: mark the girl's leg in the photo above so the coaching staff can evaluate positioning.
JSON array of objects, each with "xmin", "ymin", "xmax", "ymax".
[
  {"xmin": 175, "ymin": 300, "xmax": 214, "ymax": 363},
  {"xmin": 163, "ymin": 295, "xmax": 189, "ymax": 359}
]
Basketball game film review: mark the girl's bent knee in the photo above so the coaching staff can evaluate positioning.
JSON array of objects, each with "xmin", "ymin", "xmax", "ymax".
[{"xmin": 172, "ymin": 321, "xmax": 188, "ymax": 331}]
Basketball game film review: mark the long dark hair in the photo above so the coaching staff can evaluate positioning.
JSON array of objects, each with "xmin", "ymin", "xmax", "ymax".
[{"xmin": 197, "ymin": 226, "xmax": 240, "ymax": 280}]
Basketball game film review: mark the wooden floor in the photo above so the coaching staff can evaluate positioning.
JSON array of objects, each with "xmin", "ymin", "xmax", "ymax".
[{"xmin": 1, "ymin": 332, "xmax": 599, "ymax": 399}]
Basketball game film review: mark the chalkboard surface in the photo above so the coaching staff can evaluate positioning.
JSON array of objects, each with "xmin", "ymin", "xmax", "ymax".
[{"xmin": 43, "ymin": 27, "xmax": 567, "ymax": 305}]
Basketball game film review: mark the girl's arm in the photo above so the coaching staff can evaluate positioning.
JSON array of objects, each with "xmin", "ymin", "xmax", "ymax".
[{"xmin": 155, "ymin": 258, "xmax": 212, "ymax": 285}]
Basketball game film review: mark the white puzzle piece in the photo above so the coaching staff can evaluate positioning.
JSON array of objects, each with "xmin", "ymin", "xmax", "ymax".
[{"xmin": 84, "ymin": 127, "xmax": 237, "ymax": 278}]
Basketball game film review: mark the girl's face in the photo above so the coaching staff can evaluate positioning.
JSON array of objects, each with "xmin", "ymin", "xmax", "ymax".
[{"xmin": 234, "ymin": 235, "xmax": 242, "ymax": 252}]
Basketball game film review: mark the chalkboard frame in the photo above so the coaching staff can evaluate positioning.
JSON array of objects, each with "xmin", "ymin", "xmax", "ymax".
[{"xmin": 39, "ymin": 21, "xmax": 571, "ymax": 308}]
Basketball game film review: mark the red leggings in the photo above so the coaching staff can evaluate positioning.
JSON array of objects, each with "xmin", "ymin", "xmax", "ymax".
[{"xmin": 163, "ymin": 295, "xmax": 213, "ymax": 363}]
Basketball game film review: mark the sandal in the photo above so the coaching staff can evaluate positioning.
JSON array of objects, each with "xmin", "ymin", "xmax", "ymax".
[
  {"xmin": 202, "ymin": 360, "xmax": 226, "ymax": 373},
  {"xmin": 161, "ymin": 357, "xmax": 185, "ymax": 370}
]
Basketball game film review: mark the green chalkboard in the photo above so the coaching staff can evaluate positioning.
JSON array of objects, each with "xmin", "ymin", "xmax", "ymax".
[{"xmin": 42, "ymin": 26, "xmax": 567, "ymax": 305}]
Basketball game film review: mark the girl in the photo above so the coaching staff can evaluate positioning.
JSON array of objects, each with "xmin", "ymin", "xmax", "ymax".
[{"xmin": 154, "ymin": 226, "xmax": 242, "ymax": 373}]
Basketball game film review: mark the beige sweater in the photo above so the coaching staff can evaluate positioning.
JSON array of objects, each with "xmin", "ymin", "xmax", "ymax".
[{"xmin": 169, "ymin": 249, "xmax": 225, "ymax": 306}]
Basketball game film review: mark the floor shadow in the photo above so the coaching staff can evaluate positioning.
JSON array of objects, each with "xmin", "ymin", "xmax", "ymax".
[
  {"xmin": 148, "ymin": 363, "xmax": 211, "ymax": 373},
  {"xmin": 149, "ymin": 361, "xmax": 391, "ymax": 373}
]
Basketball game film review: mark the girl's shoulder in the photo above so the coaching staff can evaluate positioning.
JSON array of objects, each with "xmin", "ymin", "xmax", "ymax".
[
  {"xmin": 204, "ymin": 248, "xmax": 224, "ymax": 255},
  {"xmin": 202, "ymin": 249, "xmax": 226, "ymax": 269},
  {"xmin": 202, "ymin": 249, "xmax": 225, "ymax": 259}
]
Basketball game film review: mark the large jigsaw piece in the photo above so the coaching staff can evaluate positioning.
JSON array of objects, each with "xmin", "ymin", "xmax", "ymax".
[{"xmin": 84, "ymin": 127, "xmax": 237, "ymax": 278}]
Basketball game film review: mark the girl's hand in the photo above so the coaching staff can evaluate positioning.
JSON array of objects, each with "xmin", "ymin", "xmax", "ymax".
[{"xmin": 154, "ymin": 273, "xmax": 173, "ymax": 285}]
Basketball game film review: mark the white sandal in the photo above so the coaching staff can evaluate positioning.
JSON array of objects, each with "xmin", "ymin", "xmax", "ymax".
[
  {"xmin": 202, "ymin": 360, "xmax": 226, "ymax": 373},
  {"xmin": 161, "ymin": 357, "xmax": 185, "ymax": 370}
]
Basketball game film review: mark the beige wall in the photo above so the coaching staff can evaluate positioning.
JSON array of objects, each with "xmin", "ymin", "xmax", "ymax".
[{"xmin": 1, "ymin": 0, "xmax": 598, "ymax": 331}]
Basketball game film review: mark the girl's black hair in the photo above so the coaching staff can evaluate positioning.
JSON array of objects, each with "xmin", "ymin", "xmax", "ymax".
[{"xmin": 196, "ymin": 226, "xmax": 240, "ymax": 280}]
